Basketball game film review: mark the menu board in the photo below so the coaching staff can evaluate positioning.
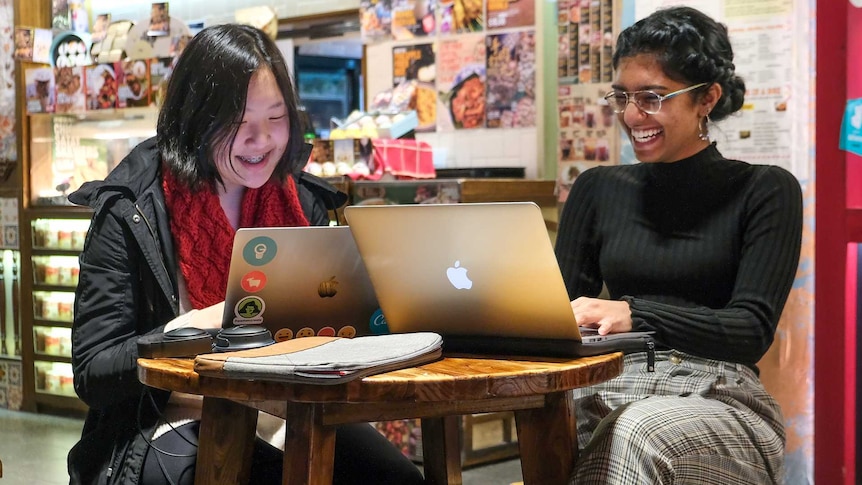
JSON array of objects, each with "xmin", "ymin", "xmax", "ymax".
[
  {"xmin": 487, "ymin": 0, "xmax": 536, "ymax": 29},
  {"xmin": 436, "ymin": 33, "xmax": 486, "ymax": 130},
  {"xmin": 485, "ymin": 31, "xmax": 536, "ymax": 128},
  {"xmin": 449, "ymin": 0, "xmax": 484, "ymax": 34}
]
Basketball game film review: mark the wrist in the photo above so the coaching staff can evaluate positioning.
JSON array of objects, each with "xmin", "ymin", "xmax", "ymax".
[{"xmin": 164, "ymin": 309, "xmax": 198, "ymax": 332}]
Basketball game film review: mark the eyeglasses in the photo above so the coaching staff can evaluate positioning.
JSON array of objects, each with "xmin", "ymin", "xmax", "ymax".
[{"xmin": 603, "ymin": 83, "xmax": 710, "ymax": 115}]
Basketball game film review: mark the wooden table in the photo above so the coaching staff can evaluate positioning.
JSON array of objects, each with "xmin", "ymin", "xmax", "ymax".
[{"xmin": 138, "ymin": 352, "xmax": 622, "ymax": 485}]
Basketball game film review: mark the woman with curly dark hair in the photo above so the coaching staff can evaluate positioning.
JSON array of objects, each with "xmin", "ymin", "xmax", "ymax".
[{"xmin": 556, "ymin": 7, "xmax": 801, "ymax": 484}]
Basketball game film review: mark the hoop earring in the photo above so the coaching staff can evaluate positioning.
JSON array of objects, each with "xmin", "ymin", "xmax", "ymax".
[{"xmin": 698, "ymin": 114, "xmax": 711, "ymax": 141}]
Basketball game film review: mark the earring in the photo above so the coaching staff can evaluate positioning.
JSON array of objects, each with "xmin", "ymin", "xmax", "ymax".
[{"xmin": 698, "ymin": 114, "xmax": 711, "ymax": 141}]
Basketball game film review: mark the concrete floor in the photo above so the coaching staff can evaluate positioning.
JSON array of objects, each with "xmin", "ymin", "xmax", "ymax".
[{"xmin": 0, "ymin": 408, "xmax": 523, "ymax": 484}]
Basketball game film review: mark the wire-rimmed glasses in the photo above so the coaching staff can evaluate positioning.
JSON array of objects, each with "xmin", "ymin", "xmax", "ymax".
[{"xmin": 603, "ymin": 83, "xmax": 709, "ymax": 115}]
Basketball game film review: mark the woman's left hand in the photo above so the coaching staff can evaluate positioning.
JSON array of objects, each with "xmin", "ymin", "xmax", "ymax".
[{"xmin": 570, "ymin": 296, "xmax": 633, "ymax": 335}]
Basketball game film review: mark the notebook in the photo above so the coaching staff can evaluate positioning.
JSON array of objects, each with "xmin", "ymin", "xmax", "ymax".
[
  {"xmin": 221, "ymin": 225, "xmax": 380, "ymax": 341},
  {"xmin": 344, "ymin": 202, "xmax": 654, "ymax": 358}
]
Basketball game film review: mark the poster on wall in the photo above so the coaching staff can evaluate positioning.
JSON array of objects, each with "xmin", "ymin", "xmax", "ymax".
[
  {"xmin": 485, "ymin": 31, "xmax": 536, "ymax": 128},
  {"xmin": 556, "ymin": 82, "xmax": 618, "ymax": 201},
  {"xmin": 557, "ymin": 0, "xmax": 615, "ymax": 84},
  {"xmin": 449, "ymin": 0, "xmax": 483, "ymax": 34},
  {"xmin": 391, "ymin": 0, "xmax": 436, "ymax": 39},
  {"xmin": 436, "ymin": 33, "xmax": 486, "ymax": 130},
  {"xmin": 487, "ymin": 0, "xmax": 535, "ymax": 29},
  {"xmin": 52, "ymin": 0, "xmax": 71, "ymax": 30},
  {"xmin": 360, "ymin": 0, "xmax": 393, "ymax": 42},
  {"xmin": 392, "ymin": 43, "xmax": 437, "ymax": 132}
]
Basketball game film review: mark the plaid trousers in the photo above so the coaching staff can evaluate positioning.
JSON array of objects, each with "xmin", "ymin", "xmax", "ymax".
[{"xmin": 570, "ymin": 350, "xmax": 785, "ymax": 485}]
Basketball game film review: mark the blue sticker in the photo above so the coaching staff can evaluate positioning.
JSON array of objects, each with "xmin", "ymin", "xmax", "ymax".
[
  {"xmin": 840, "ymin": 98, "xmax": 862, "ymax": 157},
  {"xmin": 243, "ymin": 236, "xmax": 277, "ymax": 266},
  {"xmin": 369, "ymin": 308, "xmax": 390, "ymax": 335}
]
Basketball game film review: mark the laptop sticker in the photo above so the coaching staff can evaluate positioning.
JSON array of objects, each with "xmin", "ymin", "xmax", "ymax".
[
  {"xmin": 274, "ymin": 328, "xmax": 294, "ymax": 341},
  {"xmin": 337, "ymin": 326, "xmax": 357, "ymax": 338},
  {"xmin": 240, "ymin": 270, "xmax": 267, "ymax": 293},
  {"xmin": 243, "ymin": 236, "xmax": 277, "ymax": 266},
  {"xmin": 296, "ymin": 327, "xmax": 315, "ymax": 338},
  {"xmin": 369, "ymin": 309, "xmax": 389, "ymax": 335},
  {"xmin": 233, "ymin": 296, "xmax": 265, "ymax": 324},
  {"xmin": 318, "ymin": 326, "xmax": 336, "ymax": 337}
]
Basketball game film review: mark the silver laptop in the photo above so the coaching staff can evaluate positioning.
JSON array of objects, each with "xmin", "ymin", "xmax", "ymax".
[
  {"xmin": 221, "ymin": 226, "xmax": 380, "ymax": 341},
  {"xmin": 344, "ymin": 202, "xmax": 653, "ymax": 357}
]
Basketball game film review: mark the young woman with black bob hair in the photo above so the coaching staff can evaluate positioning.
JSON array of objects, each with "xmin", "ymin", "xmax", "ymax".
[
  {"xmin": 556, "ymin": 7, "xmax": 801, "ymax": 484},
  {"xmin": 67, "ymin": 24, "xmax": 424, "ymax": 484}
]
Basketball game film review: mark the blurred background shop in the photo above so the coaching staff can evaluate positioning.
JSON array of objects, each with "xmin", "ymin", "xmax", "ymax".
[{"xmin": 0, "ymin": 1, "xmax": 858, "ymax": 484}]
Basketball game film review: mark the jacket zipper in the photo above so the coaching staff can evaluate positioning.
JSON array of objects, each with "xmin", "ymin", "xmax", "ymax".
[{"xmin": 134, "ymin": 204, "xmax": 177, "ymax": 312}]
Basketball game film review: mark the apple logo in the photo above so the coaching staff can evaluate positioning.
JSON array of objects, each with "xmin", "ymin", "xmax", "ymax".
[
  {"xmin": 318, "ymin": 276, "xmax": 339, "ymax": 298},
  {"xmin": 446, "ymin": 260, "xmax": 473, "ymax": 289}
]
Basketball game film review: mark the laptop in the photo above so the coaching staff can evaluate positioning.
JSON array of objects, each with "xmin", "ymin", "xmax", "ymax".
[
  {"xmin": 344, "ymin": 202, "xmax": 654, "ymax": 358},
  {"xmin": 221, "ymin": 225, "xmax": 381, "ymax": 341}
]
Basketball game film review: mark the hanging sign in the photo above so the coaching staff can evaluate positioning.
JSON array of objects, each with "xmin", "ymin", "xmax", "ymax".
[{"xmin": 840, "ymin": 98, "xmax": 862, "ymax": 158}]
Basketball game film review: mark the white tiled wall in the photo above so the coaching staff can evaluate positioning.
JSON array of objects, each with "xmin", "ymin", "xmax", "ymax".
[{"xmin": 416, "ymin": 129, "xmax": 539, "ymax": 179}]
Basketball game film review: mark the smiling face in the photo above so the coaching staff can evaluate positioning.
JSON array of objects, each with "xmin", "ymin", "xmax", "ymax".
[
  {"xmin": 215, "ymin": 68, "xmax": 289, "ymax": 196},
  {"xmin": 613, "ymin": 54, "xmax": 718, "ymax": 163}
]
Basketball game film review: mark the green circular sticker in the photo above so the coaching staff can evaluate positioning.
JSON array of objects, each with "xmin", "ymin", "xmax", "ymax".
[{"xmin": 243, "ymin": 236, "xmax": 277, "ymax": 266}]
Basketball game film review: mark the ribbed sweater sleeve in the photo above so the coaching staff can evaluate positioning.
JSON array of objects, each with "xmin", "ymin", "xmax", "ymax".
[{"xmin": 555, "ymin": 145, "xmax": 803, "ymax": 366}]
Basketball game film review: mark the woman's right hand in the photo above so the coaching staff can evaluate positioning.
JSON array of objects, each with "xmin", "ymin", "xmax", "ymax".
[{"xmin": 164, "ymin": 301, "xmax": 226, "ymax": 331}]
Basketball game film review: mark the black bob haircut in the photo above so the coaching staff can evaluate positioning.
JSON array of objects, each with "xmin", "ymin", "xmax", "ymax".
[
  {"xmin": 157, "ymin": 23, "xmax": 305, "ymax": 191},
  {"xmin": 612, "ymin": 6, "xmax": 746, "ymax": 122}
]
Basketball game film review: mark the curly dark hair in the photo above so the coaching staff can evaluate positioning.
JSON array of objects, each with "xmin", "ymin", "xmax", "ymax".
[
  {"xmin": 612, "ymin": 6, "xmax": 744, "ymax": 122},
  {"xmin": 157, "ymin": 24, "xmax": 305, "ymax": 191}
]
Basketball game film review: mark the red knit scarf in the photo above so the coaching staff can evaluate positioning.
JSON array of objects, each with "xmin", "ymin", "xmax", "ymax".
[{"xmin": 162, "ymin": 169, "xmax": 309, "ymax": 309}]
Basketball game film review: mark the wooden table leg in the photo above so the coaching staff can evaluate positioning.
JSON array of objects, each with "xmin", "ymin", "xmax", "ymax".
[
  {"xmin": 420, "ymin": 415, "xmax": 463, "ymax": 485},
  {"xmin": 283, "ymin": 402, "xmax": 336, "ymax": 485},
  {"xmin": 196, "ymin": 397, "xmax": 259, "ymax": 485},
  {"xmin": 514, "ymin": 391, "xmax": 577, "ymax": 485}
]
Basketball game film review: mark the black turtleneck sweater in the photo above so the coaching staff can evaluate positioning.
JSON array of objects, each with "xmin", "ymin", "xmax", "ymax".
[{"xmin": 555, "ymin": 144, "xmax": 802, "ymax": 367}]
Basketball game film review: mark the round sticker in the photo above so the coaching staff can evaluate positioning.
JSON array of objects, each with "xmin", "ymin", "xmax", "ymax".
[
  {"xmin": 243, "ymin": 236, "xmax": 277, "ymax": 266},
  {"xmin": 234, "ymin": 296, "xmax": 265, "ymax": 319},
  {"xmin": 337, "ymin": 326, "xmax": 357, "ymax": 338},
  {"xmin": 296, "ymin": 327, "xmax": 316, "ymax": 338},
  {"xmin": 274, "ymin": 328, "xmax": 294, "ymax": 342},
  {"xmin": 369, "ymin": 308, "xmax": 389, "ymax": 335},
  {"xmin": 240, "ymin": 270, "xmax": 267, "ymax": 293},
  {"xmin": 317, "ymin": 326, "xmax": 336, "ymax": 337}
]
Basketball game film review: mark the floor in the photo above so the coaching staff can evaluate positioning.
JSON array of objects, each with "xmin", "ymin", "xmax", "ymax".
[{"xmin": 0, "ymin": 408, "xmax": 523, "ymax": 484}]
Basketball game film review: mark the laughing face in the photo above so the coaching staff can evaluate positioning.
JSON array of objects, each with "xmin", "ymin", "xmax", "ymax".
[
  {"xmin": 216, "ymin": 68, "xmax": 289, "ymax": 196},
  {"xmin": 613, "ymin": 54, "xmax": 715, "ymax": 164}
]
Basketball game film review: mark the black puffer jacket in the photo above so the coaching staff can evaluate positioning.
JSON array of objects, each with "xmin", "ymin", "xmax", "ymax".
[{"xmin": 66, "ymin": 137, "xmax": 346, "ymax": 484}]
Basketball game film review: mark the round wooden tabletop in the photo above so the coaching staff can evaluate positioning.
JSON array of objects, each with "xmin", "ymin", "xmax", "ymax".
[{"xmin": 138, "ymin": 352, "xmax": 623, "ymax": 405}]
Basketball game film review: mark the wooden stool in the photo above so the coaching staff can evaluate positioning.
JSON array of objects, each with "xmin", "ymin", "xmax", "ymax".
[{"xmin": 139, "ymin": 352, "xmax": 623, "ymax": 485}]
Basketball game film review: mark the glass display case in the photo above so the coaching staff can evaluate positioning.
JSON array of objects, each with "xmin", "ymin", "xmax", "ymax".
[
  {"xmin": 27, "ymin": 107, "xmax": 157, "ymax": 206},
  {"xmin": 21, "ymin": 108, "xmax": 157, "ymax": 412}
]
